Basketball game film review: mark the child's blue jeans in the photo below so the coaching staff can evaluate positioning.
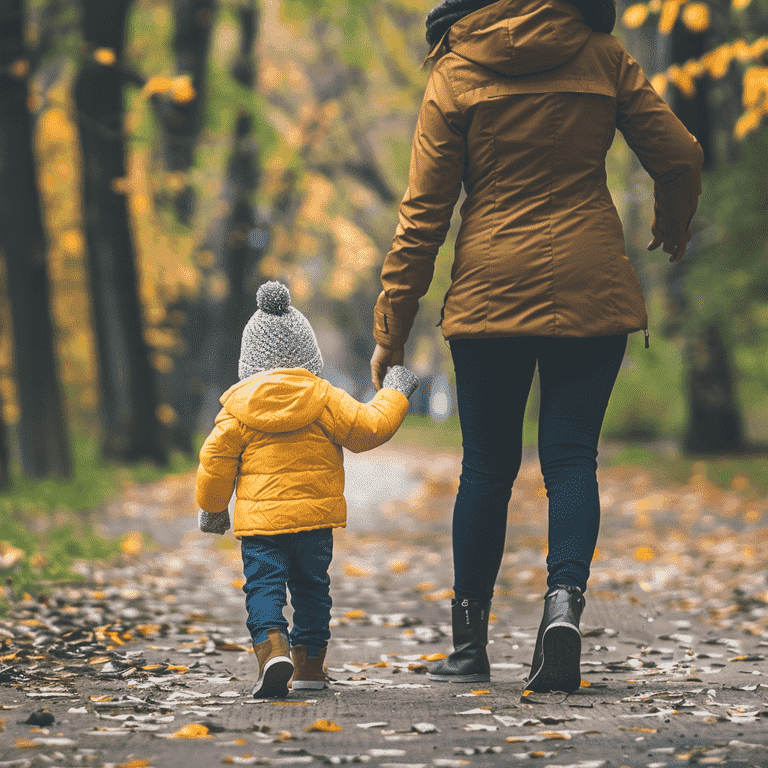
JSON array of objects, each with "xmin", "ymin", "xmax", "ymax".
[{"xmin": 241, "ymin": 528, "xmax": 333, "ymax": 654}]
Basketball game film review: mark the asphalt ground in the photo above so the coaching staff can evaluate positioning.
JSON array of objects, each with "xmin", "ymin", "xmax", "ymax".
[{"xmin": 2, "ymin": 446, "xmax": 768, "ymax": 768}]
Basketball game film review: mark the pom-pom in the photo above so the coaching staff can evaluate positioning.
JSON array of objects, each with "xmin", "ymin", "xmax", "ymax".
[{"xmin": 257, "ymin": 281, "xmax": 291, "ymax": 315}]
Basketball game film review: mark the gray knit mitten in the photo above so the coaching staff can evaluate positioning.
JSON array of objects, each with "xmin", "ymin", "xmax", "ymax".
[
  {"xmin": 382, "ymin": 365, "xmax": 420, "ymax": 399},
  {"xmin": 198, "ymin": 508, "xmax": 231, "ymax": 535}
]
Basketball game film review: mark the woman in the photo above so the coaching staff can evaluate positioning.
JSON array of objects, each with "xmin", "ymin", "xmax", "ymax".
[{"xmin": 370, "ymin": 0, "xmax": 703, "ymax": 693}]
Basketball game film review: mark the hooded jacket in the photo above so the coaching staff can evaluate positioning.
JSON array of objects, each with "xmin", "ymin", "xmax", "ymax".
[
  {"xmin": 195, "ymin": 370, "xmax": 409, "ymax": 537},
  {"xmin": 374, "ymin": 0, "xmax": 704, "ymax": 349}
]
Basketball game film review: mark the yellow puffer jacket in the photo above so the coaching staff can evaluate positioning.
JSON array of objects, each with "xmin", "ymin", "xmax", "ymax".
[{"xmin": 195, "ymin": 369, "xmax": 409, "ymax": 537}]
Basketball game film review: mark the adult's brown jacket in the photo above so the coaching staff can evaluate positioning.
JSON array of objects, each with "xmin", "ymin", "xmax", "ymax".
[{"xmin": 373, "ymin": 0, "xmax": 704, "ymax": 349}]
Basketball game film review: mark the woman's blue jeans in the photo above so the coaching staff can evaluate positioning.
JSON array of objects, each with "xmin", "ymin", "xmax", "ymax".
[
  {"xmin": 449, "ymin": 334, "xmax": 627, "ymax": 600},
  {"xmin": 241, "ymin": 529, "xmax": 333, "ymax": 653}
]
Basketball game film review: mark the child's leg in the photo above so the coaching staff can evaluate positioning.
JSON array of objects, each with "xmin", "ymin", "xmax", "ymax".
[
  {"xmin": 241, "ymin": 534, "xmax": 291, "ymax": 643},
  {"xmin": 286, "ymin": 529, "xmax": 333, "ymax": 654}
]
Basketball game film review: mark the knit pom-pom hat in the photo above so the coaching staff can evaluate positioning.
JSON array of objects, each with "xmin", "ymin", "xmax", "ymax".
[{"xmin": 238, "ymin": 281, "xmax": 324, "ymax": 379}]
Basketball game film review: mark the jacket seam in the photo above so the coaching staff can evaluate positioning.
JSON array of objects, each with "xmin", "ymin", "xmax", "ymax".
[{"xmin": 547, "ymin": 93, "xmax": 558, "ymax": 335}]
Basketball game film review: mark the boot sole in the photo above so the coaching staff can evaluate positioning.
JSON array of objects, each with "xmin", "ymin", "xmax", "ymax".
[
  {"xmin": 426, "ymin": 672, "xmax": 490, "ymax": 683},
  {"xmin": 291, "ymin": 680, "xmax": 328, "ymax": 690},
  {"xmin": 526, "ymin": 623, "xmax": 581, "ymax": 693},
  {"xmin": 252, "ymin": 657, "xmax": 294, "ymax": 698}
]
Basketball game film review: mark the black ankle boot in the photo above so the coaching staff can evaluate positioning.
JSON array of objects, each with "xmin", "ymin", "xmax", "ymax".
[
  {"xmin": 427, "ymin": 598, "xmax": 491, "ymax": 683},
  {"xmin": 526, "ymin": 585, "xmax": 585, "ymax": 693}
]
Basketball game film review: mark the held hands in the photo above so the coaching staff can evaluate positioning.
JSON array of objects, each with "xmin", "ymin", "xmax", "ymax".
[
  {"xmin": 198, "ymin": 508, "xmax": 231, "ymax": 535},
  {"xmin": 647, "ymin": 222, "xmax": 690, "ymax": 263},
  {"xmin": 371, "ymin": 343, "xmax": 404, "ymax": 391}
]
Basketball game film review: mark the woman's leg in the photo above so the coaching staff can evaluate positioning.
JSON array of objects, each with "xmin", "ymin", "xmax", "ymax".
[
  {"xmin": 536, "ymin": 334, "xmax": 627, "ymax": 592},
  {"xmin": 449, "ymin": 337, "xmax": 538, "ymax": 602}
]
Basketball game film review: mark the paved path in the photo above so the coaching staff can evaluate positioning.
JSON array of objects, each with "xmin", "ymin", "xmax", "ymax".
[{"xmin": 2, "ymin": 446, "xmax": 768, "ymax": 768}]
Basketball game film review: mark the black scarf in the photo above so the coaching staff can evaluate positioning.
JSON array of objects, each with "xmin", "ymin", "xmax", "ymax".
[{"xmin": 425, "ymin": 0, "xmax": 616, "ymax": 47}]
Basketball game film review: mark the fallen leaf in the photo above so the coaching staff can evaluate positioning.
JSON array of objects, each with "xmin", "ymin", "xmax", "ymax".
[
  {"xmin": 345, "ymin": 610, "xmax": 366, "ymax": 619},
  {"xmin": 421, "ymin": 653, "xmax": 447, "ymax": 661},
  {"xmin": 307, "ymin": 720, "xmax": 342, "ymax": 732},
  {"xmin": 170, "ymin": 723, "xmax": 212, "ymax": 738},
  {"xmin": 117, "ymin": 761, "xmax": 153, "ymax": 768}
]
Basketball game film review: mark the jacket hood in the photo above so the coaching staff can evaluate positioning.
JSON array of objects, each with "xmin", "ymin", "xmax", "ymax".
[
  {"xmin": 219, "ymin": 369, "xmax": 331, "ymax": 433},
  {"xmin": 434, "ymin": 0, "xmax": 593, "ymax": 77}
]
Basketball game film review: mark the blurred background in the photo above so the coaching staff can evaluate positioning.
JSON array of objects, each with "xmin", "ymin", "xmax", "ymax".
[{"xmin": 0, "ymin": 0, "xmax": 766, "ymax": 490}]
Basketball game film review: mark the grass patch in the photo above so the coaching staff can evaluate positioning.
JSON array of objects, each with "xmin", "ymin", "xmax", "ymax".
[
  {"xmin": 605, "ymin": 444, "xmax": 768, "ymax": 496},
  {"xmin": 0, "ymin": 431, "xmax": 199, "ymax": 615}
]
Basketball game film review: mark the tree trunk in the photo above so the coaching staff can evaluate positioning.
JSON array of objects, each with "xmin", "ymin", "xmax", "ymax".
[
  {"xmin": 73, "ymin": 0, "xmax": 167, "ymax": 464},
  {"xmin": 668, "ymin": 14, "xmax": 745, "ymax": 452},
  {"xmin": 155, "ymin": 0, "xmax": 216, "ymax": 224},
  {"xmin": 683, "ymin": 323, "xmax": 744, "ymax": 453},
  {"xmin": 165, "ymin": 0, "xmax": 267, "ymax": 438},
  {"xmin": 0, "ymin": 0, "xmax": 72, "ymax": 478}
]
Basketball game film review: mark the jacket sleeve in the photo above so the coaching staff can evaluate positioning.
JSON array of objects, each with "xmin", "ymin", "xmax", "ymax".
[
  {"xmin": 331, "ymin": 387, "xmax": 410, "ymax": 454},
  {"xmin": 616, "ymin": 50, "xmax": 704, "ymax": 244},
  {"xmin": 195, "ymin": 408, "xmax": 253, "ymax": 513},
  {"xmin": 374, "ymin": 63, "xmax": 467, "ymax": 350}
]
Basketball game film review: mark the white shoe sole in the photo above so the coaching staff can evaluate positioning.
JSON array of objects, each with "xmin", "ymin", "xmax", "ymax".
[{"xmin": 252, "ymin": 656, "xmax": 293, "ymax": 698}]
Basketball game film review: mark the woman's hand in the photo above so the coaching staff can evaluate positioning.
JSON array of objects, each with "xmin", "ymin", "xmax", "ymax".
[
  {"xmin": 371, "ymin": 344, "xmax": 404, "ymax": 391},
  {"xmin": 648, "ymin": 222, "xmax": 690, "ymax": 263}
]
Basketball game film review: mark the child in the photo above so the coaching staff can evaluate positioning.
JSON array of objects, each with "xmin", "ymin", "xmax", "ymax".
[{"xmin": 196, "ymin": 281, "xmax": 419, "ymax": 698}]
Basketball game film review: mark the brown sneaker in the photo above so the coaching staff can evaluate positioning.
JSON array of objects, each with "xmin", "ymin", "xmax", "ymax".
[
  {"xmin": 290, "ymin": 646, "xmax": 329, "ymax": 690},
  {"xmin": 252, "ymin": 628, "xmax": 293, "ymax": 698}
]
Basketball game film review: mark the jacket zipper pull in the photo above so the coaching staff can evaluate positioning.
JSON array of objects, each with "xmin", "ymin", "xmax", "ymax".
[{"xmin": 644, "ymin": 329, "xmax": 650, "ymax": 349}]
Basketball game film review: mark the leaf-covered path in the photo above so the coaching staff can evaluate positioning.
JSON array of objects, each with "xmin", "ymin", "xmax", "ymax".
[{"xmin": 2, "ymin": 447, "xmax": 768, "ymax": 767}]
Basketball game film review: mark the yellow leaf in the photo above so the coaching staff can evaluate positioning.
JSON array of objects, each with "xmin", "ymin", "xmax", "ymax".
[
  {"xmin": 272, "ymin": 701, "xmax": 311, "ymax": 706},
  {"xmin": 703, "ymin": 45, "xmax": 733, "ymax": 79},
  {"xmin": 94, "ymin": 48, "xmax": 116, "ymax": 66},
  {"xmin": 345, "ymin": 610, "xmax": 366, "ymax": 619},
  {"xmin": 61, "ymin": 230, "xmax": 84, "ymax": 254},
  {"xmin": 15, "ymin": 738, "xmax": 38, "ymax": 749},
  {"xmin": 681, "ymin": 3, "xmax": 709, "ymax": 32},
  {"xmin": 421, "ymin": 653, "xmax": 447, "ymax": 661},
  {"xmin": 232, "ymin": 578, "xmax": 245, "ymax": 589},
  {"xmin": 742, "ymin": 67, "xmax": 768, "ymax": 108},
  {"xmin": 343, "ymin": 562, "xmax": 372, "ymax": 577},
  {"xmin": 136, "ymin": 624, "xmax": 162, "ymax": 637},
  {"xmin": 634, "ymin": 546, "xmax": 655, "ymax": 561},
  {"xmin": 416, "ymin": 581, "xmax": 435, "ymax": 591},
  {"xmin": 88, "ymin": 656, "xmax": 111, "ymax": 665},
  {"xmin": 424, "ymin": 588, "xmax": 455, "ymax": 602},
  {"xmin": 668, "ymin": 65, "xmax": 696, "ymax": 97},
  {"xmin": 142, "ymin": 76, "xmax": 173, "ymax": 97},
  {"xmin": 650, "ymin": 73, "xmax": 668, "ymax": 97},
  {"xmin": 171, "ymin": 75, "xmax": 196, "ymax": 104},
  {"xmin": 580, "ymin": 679, "xmax": 591, "ymax": 687},
  {"xmin": 121, "ymin": 532, "xmax": 142, "ymax": 556},
  {"xmin": 167, "ymin": 664, "xmax": 189, "ymax": 673},
  {"xmin": 471, "ymin": 689, "xmax": 490, "ymax": 695},
  {"xmin": 658, "ymin": 0, "xmax": 682, "ymax": 34},
  {"xmin": 539, "ymin": 730, "xmax": 572, "ymax": 739},
  {"xmin": 732, "ymin": 0, "xmax": 752, "ymax": 9},
  {"xmin": 306, "ymin": 720, "xmax": 342, "ymax": 732},
  {"xmin": 90, "ymin": 695, "xmax": 112, "ymax": 702},
  {"xmin": 734, "ymin": 107, "xmax": 763, "ymax": 139},
  {"xmin": 622, "ymin": 4, "xmax": 649, "ymax": 29},
  {"xmin": 118, "ymin": 761, "xmax": 153, "ymax": 768},
  {"xmin": 171, "ymin": 723, "xmax": 211, "ymax": 739},
  {"xmin": 388, "ymin": 559, "xmax": 411, "ymax": 573}
]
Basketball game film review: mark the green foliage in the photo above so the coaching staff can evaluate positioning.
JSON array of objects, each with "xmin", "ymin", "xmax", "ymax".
[
  {"xmin": 0, "ymin": 505, "xmax": 119, "ymax": 616},
  {"xmin": 0, "ymin": 431, "xmax": 197, "ymax": 615}
]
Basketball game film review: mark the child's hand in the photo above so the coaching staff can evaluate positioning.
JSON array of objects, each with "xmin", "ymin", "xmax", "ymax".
[
  {"xmin": 198, "ymin": 508, "xmax": 231, "ymax": 535},
  {"xmin": 382, "ymin": 365, "xmax": 419, "ymax": 399}
]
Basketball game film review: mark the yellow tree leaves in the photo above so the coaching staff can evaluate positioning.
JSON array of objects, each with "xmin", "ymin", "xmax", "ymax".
[{"xmin": 735, "ymin": 67, "xmax": 768, "ymax": 139}]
